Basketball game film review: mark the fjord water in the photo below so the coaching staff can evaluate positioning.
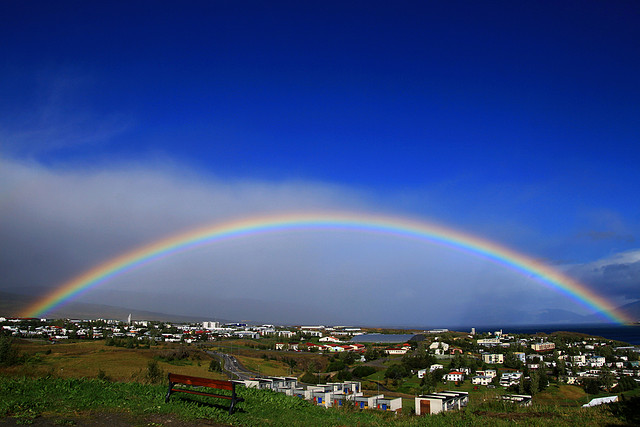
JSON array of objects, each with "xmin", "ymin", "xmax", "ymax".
[{"xmin": 471, "ymin": 324, "xmax": 640, "ymax": 345}]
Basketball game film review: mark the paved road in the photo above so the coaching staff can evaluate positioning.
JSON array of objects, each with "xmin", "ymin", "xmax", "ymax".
[{"xmin": 207, "ymin": 351, "xmax": 256, "ymax": 380}]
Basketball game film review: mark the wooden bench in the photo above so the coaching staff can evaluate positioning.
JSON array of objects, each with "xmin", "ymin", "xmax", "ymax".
[{"xmin": 165, "ymin": 373, "xmax": 244, "ymax": 414}]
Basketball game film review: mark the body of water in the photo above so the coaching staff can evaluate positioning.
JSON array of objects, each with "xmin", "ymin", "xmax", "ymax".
[
  {"xmin": 464, "ymin": 324, "xmax": 640, "ymax": 345},
  {"xmin": 363, "ymin": 324, "xmax": 640, "ymax": 345},
  {"xmin": 351, "ymin": 333, "xmax": 416, "ymax": 343}
]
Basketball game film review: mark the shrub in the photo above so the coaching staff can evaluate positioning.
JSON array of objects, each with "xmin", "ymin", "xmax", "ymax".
[
  {"xmin": 208, "ymin": 359, "xmax": 222, "ymax": 372},
  {"xmin": 97, "ymin": 369, "xmax": 111, "ymax": 382},
  {"xmin": 352, "ymin": 365, "xmax": 376, "ymax": 378},
  {"xmin": 146, "ymin": 360, "xmax": 164, "ymax": 384},
  {"xmin": 614, "ymin": 376, "xmax": 638, "ymax": 392},
  {"xmin": 0, "ymin": 334, "xmax": 20, "ymax": 366},
  {"xmin": 336, "ymin": 369, "xmax": 352, "ymax": 381},
  {"xmin": 300, "ymin": 372, "xmax": 319, "ymax": 384},
  {"xmin": 384, "ymin": 363, "xmax": 409, "ymax": 380},
  {"xmin": 326, "ymin": 359, "xmax": 345, "ymax": 372}
]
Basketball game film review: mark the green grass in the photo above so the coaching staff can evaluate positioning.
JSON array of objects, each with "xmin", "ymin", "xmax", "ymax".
[
  {"xmin": 0, "ymin": 377, "xmax": 636, "ymax": 426},
  {"xmin": 366, "ymin": 370, "xmax": 387, "ymax": 381}
]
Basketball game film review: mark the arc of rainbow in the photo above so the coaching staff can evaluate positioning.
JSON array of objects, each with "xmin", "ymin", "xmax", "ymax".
[{"xmin": 22, "ymin": 211, "xmax": 632, "ymax": 324}]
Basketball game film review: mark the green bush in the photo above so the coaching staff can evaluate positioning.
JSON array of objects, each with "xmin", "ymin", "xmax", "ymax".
[
  {"xmin": 208, "ymin": 359, "xmax": 222, "ymax": 372},
  {"xmin": 300, "ymin": 372, "xmax": 320, "ymax": 384},
  {"xmin": 384, "ymin": 363, "xmax": 409, "ymax": 380},
  {"xmin": 0, "ymin": 334, "xmax": 20, "ymax": 366},
  {"xmin": 146, "ymin": 360, "xmax": 164, "ymax": 384},
  {"xmin": 352, "ymin": 365, "xmax": 376, "ymax": 378},
  {"xmin": 614, "ymin": 376, "xmax": 638, "ymax": 392}
]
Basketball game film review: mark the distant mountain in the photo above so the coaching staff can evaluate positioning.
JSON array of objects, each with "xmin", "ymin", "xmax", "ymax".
[
  {"xmin": 529, "ymin": 308, "xmax": 591, "ymax": 324},
  {"xmin": 588, "ymin": 300, "xmax": 640, "ymax": 323},
  {"xmin": 0, "ymin": 290, "xmax": 216, "ymax": 323},
  {"xmin": 450, "ymin": 303, "xmax": 595, "ymax": 327}
]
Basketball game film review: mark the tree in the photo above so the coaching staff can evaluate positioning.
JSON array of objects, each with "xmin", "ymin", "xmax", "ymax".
[
  {"xmin": 365, "ymin": 348, "xmax": 381, "ymax": 362},
  {"xmin": 352, "ymin": 365, "xmax": 376, "ymax": 378},
  {"xmin": 504, "ymin": 352, "xmax": 523, "ymax": 370},
  {"xmin": 326, "ymin": 359, "xmax": 345, "ymax": 372},
  {"xmin": 384, "ymin": 363, "xmax": 409, "ymax": 380},
  {"xmin": 336, "ymin": 368, "xmax": 352, "ymax": 381},
  {"xmin": 420, "ymin": 372, "xmax": 436, "ymax": 394},
  {"xmin": 613, "ymin": 376, "xmax": 638, "ymax": 392},
  {"xmin": 583, "ymin": 378, "xmax": 602, "ymax": 395},
  {"xmin": 301, "ymin": 372, "xmax": 319, "ymax": 384},
  {"xmin": 283, "ymin": 357, "xmax": 297, "ymax": 373},
  {"xmin": 528, "ymin": 371, "xmax": 540, "ymax": 396},
  {"xmin": 339, "ymin": 351, "xmax": 357, "ymax": 365},
  {"xmin": 598, "ymin": 367, "xmax": 615, "ymax": 391},
  {"xmin": 431, "ymin": 368, "xmax": 445, "ymax": 383}
]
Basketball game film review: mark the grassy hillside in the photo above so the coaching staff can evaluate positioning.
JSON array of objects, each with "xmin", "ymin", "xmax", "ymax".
[
  {"xmin": 1, "ymin": 377, "xmax": 638, "ymax": 426},
  {"xmin": 4, "ymin": 339, "xmax": 227, "ymax": 382},
  {"xmin": 2, "ymin": 339, "xmax": 639, "ymax": 426}
]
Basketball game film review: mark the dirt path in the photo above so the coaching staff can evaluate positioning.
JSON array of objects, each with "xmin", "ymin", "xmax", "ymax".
[{"xmin": 0, "ymin": 412, "xmax": 232, "ymax": 426}]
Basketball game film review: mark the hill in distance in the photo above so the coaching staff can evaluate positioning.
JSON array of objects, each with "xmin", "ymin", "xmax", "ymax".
[
  {"xmin": 589, "ymin": 299, "xmax": 640, "ymax": 324},
  {"xmin": 0, "ymin": 290, "xmax": 216, "ymax": 323}
]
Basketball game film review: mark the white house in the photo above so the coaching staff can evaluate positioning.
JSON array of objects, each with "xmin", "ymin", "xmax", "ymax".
[
  {"xmin": 573, "ymin": 355, "xmax": 587, "ymax": 366},
  {"xmin": 445, "ymin": 371, "xmax": 465, "ymax": 382},
  {"xmin": 482, "ymin": 353, "xmax": 504, "ymax": 364},
  {"xmin": 429, "ymin": 342, "xmax": 450, "ymax": 354},
  {"xmin": 476, "ymin": 369, "xmax": 497, "ymax": 378},
  {"xmin": 472, "ymin": 375, "xmax": 492, "ymax": 386},
  {"xmin": 477, "ymin": 338, "xmax": 501, "ymax": 346},
  {"xmin": 385, "ymin": 347, "xmax": 408, "ymax": 355},
  {"xmin": 371, "ymin": 396, "xmax": 402, "ymax": 413},
  {"xmin": 499, "ymin": 372, "xmax": 523, "ymax": 387},
  {"xmin": 501, "ymin": 394, "xmax": 532, "ymax": 406},
  {"xmin": 415, "ymin": 391, "xmax": 468, "ymax": 415},
  {"xmin": 531, "ymin": 342, "xmax": 555, "ymax": 352},
  {"xmin": 354, "ymin": 394, "xmax": 383, "ymax": 410}
]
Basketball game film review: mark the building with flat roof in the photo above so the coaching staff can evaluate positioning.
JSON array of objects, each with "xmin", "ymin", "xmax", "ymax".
[{"xmin": 415, "ymin": 391, "xmax": 468, "ymax": 415}]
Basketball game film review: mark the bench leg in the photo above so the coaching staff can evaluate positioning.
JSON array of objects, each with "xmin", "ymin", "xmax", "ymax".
[
  {"xmin": 165, "ymin": 381, "xmax": 174, "ymax": 403},
  {"xmin": 229, "ymin": 386, "xmax": 238, "ymax": 414}
]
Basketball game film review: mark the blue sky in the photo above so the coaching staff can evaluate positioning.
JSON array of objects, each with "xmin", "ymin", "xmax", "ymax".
[{"xmin": 1, "ymin": 1, "xmax": 639, "ymax": 325}]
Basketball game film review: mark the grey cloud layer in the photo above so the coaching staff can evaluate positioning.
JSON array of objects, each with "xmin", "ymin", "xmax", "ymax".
[
  {"xmin": 568, "ymin": 250, "xmax": 640, "ymax": 301},
  {"xmin": 2, "ymin": 155, "xmax": 637, "ymax": 325}
]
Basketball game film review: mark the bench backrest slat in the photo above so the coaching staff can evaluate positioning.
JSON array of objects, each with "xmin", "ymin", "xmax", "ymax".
[{"xmin": 168, "ymin": 373, "xmax": 234, "ymax": 391}]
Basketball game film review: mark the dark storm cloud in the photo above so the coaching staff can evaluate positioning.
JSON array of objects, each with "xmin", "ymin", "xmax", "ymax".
[{"xmin": 568, "ymin": 250, "xmax": 640, "ymax": 301}]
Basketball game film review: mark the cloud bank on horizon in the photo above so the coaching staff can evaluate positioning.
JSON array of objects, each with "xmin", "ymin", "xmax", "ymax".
[{"xmin": 1, "ymin": 2, "xmax": 639, "ymax": 325}]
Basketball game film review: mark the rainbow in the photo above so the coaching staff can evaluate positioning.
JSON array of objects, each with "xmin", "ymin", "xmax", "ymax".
[{"xmin": 22, "ymin": 211, "xmax": 632, "ymax": 324}]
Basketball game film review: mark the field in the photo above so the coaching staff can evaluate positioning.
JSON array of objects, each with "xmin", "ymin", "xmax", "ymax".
[
  {"xmin": 3, "ymin": 339, "xmax": 227, "ymax": 382},
  {"xmin": 1, "ymin": 338, "xmax": 639, "ymax": 426}
]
